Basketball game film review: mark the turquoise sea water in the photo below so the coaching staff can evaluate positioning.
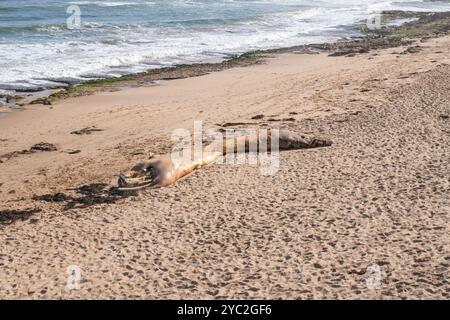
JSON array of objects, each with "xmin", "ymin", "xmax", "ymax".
[{"xmin": 1, "ymin": 0, "xmax": 450, "ymax": 92}]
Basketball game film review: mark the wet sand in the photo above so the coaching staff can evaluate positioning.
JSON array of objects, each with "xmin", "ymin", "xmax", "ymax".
[{"xmin": 0, "ymin": 32, "xmax": 449, "ymax": 298}]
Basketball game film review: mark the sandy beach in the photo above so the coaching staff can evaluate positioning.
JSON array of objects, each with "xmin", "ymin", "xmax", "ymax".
[{"xmin": 1, "ymin": 25, "xmax": 450, "ymax": 298}]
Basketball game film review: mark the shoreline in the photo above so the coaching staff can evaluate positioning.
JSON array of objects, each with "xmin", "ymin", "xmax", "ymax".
[
  {"xmin": 0, "ymin": 9, "xmax": 449, "ymax": 299},
  {"xmin": 2, "ymin": 10, "xmax": 450, "ymax": 110}
]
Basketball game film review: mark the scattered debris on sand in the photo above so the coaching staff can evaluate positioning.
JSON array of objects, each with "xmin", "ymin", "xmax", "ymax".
[
  {"xmin": 63, "ymin": 149, "xmax": 81, "ymax": 154},
  {"xmin": 0, "ymin": 149, "xmax": 33, "ymax": 161},
  {"xmin": 401, "ymin": 45, "xmax": 423, "ymax": 54},
  {"xmin": 32, "ymin": 193, "xmax": 70, "ymax": 203},
  {"xmin": 30, "ymin": 142, "xmax": 57, "ymax": 152},
  {"xmin": 267, "ymin": 118, "xmax": 296, "ymax": 122},
  {"xmin": 220, "ymin": 122, "xmax": 252, "ymax": 127},
  {"xmin": 70, "ymin": 127, "xmax": 104, "ymax": 135},
  {"xmin": 0, "ymin": 142, "xmax": 57, "ymax": 161},
  {"xmin": 0, "ymin": 208, "xmax": 41, "ymax": 225},
  {"xmin": 32, "ymin": 183, "xmax": 137, "ymax": 211},
  {"xmin": 29, "ymin": 98, "xmax": 52, "ymax": 105}
]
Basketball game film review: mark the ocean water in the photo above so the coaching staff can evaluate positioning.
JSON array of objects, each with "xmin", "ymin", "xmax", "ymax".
[{"xmin": 1, "ymin": 0, "xmax": 450, "ymax": 92}]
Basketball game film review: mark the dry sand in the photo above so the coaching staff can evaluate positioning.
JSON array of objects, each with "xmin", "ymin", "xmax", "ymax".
[{"xmin": 0, "ymin": 35, "xmax": 449, "ymax": 299}]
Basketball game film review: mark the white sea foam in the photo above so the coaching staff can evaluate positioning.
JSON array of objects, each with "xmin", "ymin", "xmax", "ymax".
[
  {"xmin": 1, "ymin": 0, "xmax": 450, "ymax": 90},
  {"xmin": 70, "ymin": 1, "xmax": 155, "ymax": 7}
]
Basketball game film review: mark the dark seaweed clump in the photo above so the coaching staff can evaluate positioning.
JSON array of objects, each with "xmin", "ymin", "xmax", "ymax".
[
  {"xmin": 33, "ymin": 183, "xmax": 137, "ymax": 211},
  {"xmin": 0, "ymin": 208, "xmax": 41, "ymax": 225}
]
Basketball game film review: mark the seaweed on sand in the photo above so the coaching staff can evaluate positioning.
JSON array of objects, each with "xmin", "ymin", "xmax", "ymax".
[
  {"xmin": 33, "ymin": 183, "xmax": 137, "ymax": 211},
  {"xmin": 0, "ymin": 208, "xmax": 41, "ymax": 225}
]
